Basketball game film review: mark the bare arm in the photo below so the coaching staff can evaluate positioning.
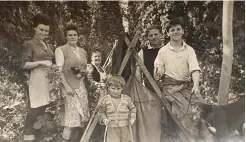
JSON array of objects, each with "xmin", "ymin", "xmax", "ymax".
[
  {"xmin": 135, "ymin": 65, "xmax": 142, "ymax": 82},
  {"xmin": 22, "ymin": 61, "xmax": 41, "ymax": 69},
  {"xmin": 154, "ymin": 49, "xmax": 165, "ymax": 81},
  {"xmin": 191, "ymin": 70, "xmax": 200, "ymax": 94},
  {"xmin": 191, "ymin": 71, "xmax": 200, "ymax": 88},
  {"xmin": 55, "ymin": 48, "xmax": 74, "ymax": 95},
  {"xmin": 135, "ymin": 50, "xmax": 143, "ymax": 82},
  {"xmin": 188, "ymin": 48, "xmax": 201, "ymax": 94},
  {"xmin": 23, "ymin": 60, "xmax": 52, "ymax": 70}
]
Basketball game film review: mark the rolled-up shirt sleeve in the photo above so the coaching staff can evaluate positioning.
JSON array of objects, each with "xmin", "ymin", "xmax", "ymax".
[
  {"xmin": 154, "ymin": 49, "xmax": 165, "ymax": 71},
  {"xmin": 188, "ymin": 48, "xmax": 201, "ymax": 74},
  {"xmin": 20, "ymin": 42, "xmax": 33, "ymax": 68}
]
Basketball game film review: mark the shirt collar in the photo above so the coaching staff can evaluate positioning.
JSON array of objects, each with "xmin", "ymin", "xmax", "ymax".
[
  {"xmin": 32, "ymin": 36, "xmax": 43, "ymax": 45},
  {"xmin": 167, "ymin": 41, "xmax": 187, "ymax": 52},
  {"xmin": 147, "ymin": 44, "xmax": 154, "ymax": 49},
  {"xmin": 147, "ymin": 43, "xmax": 163, "ymax": 49}
]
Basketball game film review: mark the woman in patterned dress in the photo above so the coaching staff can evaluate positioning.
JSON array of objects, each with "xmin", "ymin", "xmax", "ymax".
[
  {"xmin": 55, "ymin": 22, "xmax": 90, "ymax": 142},
  {"xmin": 21, "ymin": 13, "xmax": 54, "ymax": 142}
]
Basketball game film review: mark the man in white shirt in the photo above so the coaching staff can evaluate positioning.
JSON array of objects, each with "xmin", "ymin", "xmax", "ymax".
[{"xmin": 154, "ymin": 18, "xmax": 212, "ymax": 141}]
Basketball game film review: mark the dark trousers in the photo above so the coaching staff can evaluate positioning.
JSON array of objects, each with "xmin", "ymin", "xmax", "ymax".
[{"xmin": 24, "ymin": 104, "xmax": 50, "ymax": 135}]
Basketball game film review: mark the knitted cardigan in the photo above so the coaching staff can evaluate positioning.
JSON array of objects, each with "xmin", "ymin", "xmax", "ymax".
[{"xmin": 98, "ymin": 94, "xmax": 136, "ymax": 127}]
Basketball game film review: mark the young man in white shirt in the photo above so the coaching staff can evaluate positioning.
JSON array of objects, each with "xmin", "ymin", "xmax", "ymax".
[{"xmin": 154, "ymin": 18, "xmax": 212, "ymax": 141}]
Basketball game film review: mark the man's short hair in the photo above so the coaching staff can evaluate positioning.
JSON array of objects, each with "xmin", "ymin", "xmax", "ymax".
[
  {"xmin": 106, "ymin": 75, "xmax": 126, "ymax": 88},
  {"xmin": 33, "ymin": 13, "xmax": 51, "ymax": 28},
  {"xmin": 166, "ymin": 18, "xmax": 184, "ymax": 32},
  {"xmin": 146, "ymin": 25, "xmax": 162, "ymax": 35}
]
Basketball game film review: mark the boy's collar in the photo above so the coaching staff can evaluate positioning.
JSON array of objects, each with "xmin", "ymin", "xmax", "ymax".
[{"xmin": 168, "ymin": 41, "xmax": 187, "ymax": 51}]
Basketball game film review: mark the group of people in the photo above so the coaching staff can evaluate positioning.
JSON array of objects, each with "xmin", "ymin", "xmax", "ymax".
[
  {"xmin": 21, "ymin": 13, "xmax": 211, "ymax": 142},
  {"xmin": 21, "ymin": 13, "xmax": 134, "ymax": 142}
]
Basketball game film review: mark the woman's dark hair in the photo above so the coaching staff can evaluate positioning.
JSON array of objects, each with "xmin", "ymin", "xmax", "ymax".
[
  {"xmin": 146, "ymin": 25, "xmax": 162, "ymax": 35},
  {"xmin": 64, "ymin": 22, "xmax": 79, "ymax": 36},
  {"xmin": 33, "ymin": 13, "xmax": 51, "ymax": 28},
  {"xmin": 91, "ymin": 47, "xmax": 101, "ymax": 54},
  {"xmin": 166, "ymin": 18, "xmax": 184, "ymax": 32}
]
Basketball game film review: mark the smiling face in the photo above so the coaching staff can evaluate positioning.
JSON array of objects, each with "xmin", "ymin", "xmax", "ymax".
[
  {"xmin": 91, "ymin": 51, "xmax": 102, "ymax": 66},
  {"xmin": 147, "ymin": 29, "xmax": 162, "ymax": 46},
  {"xmin": 34, "ymin": 24, "xmax": 50, "ymax": 40},
  {"xmin": 108, "ymin": 85, "xmax": 123, "ymax": 98},
  {"xmin": 66, "ymin": 30, "xmax": 78, "ymax": 46},
  {"xmin": 167, "ymin": 24, "xmax": 184, "ymax": 42}
]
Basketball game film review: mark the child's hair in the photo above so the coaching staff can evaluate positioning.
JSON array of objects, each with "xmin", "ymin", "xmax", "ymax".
[
  {"xmin": 146, "ymin": 24, "xmax": 162, "ymax": 35},
  {"xmin": 166, "ymin": 18, "xmax": 184, "ymax": 32},
  {"xmin": 33, "ymin": 13, "xmax": 51, "ymax": 28},
  {"xmin": 64, "ymin": 22, "xmax": 79, "ymax": 36},
  {"xmin": 106, "ymin": 75, "xmax": 126, "ymax": 88}
]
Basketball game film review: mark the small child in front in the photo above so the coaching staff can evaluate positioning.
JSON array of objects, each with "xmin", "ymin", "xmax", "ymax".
[{"xmin": 98, "ymin": 75, "xmax": 136, "ymax": 142}]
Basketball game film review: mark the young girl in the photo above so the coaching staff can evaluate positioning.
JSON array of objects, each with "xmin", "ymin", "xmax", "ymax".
[{"xmin": 98, "ymin": 75, "xmax": 136, "ymax": 142}]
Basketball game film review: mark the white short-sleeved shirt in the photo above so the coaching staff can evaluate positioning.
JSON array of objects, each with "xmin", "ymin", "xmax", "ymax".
[{"xmin": 154, "ymin": 41, "xmax": 201, "ymax": 81}]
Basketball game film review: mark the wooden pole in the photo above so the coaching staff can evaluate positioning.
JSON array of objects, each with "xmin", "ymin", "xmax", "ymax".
[
  {"xmin": 218, "ymin": 1, "xmax": 234, "ymax": 105},
  {"xmin": 117, "ymin": 31, "xmax": 141, "ymax": 75}
]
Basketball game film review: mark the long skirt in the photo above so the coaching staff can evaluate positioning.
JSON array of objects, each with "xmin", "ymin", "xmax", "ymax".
[{"xmin": 61, "ymin": 80, "xmax": 90, "ymax": 128}]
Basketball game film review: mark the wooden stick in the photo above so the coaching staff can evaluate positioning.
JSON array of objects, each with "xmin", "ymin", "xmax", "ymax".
[
  {"xmin": 80, "ymin": 108, "xmax": 99, "ymax": 142},
  {"xmin": 103, "ymin": 40, "xmax": 117, "ymax": 69},
  {"xmin": 117, "ymin": 31, "xmax": 141, "ymax": 75}
]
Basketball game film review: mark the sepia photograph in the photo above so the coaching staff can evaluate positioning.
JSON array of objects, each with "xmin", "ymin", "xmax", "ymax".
[{"xmin": 0, "ymin": 1, "xmax": 245, "ymax": 142}]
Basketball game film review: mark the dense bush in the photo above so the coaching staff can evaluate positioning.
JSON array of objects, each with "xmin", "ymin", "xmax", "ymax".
[
  {"xmin": 128, "ymin": 1, "xmax": 245, "ymax": 104},
  {"xmin": 0, "ymin": 1, "xmax": 244, "ymax": 141}
]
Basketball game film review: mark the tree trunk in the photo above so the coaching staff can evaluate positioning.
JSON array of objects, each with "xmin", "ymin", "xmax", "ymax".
[{"xmin": 218, "ymin": 1, "xmax": 234, "ymax": 105}]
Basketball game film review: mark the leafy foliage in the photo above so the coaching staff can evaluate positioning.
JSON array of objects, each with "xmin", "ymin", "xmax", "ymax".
[
  {"xmin": 128, "ymin": 1, "xmax": 245, "ymax": 104},
  {"xmin": 0, "ymin": 1, "xmax": 244, "ymax": 141}
]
